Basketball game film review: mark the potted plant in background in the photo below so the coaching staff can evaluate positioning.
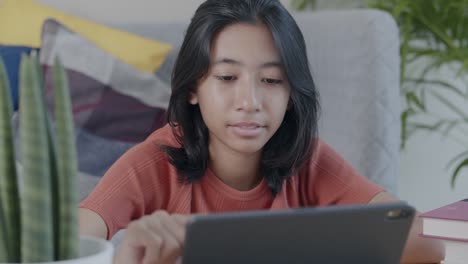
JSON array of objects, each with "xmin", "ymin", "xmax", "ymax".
[
  {"xmin": 0, "ymin": 53, "xmax": 113, "ymax": 263},
  {"xmin": 369, "ymin": 0, "xmax": 468, "ymax": 188}
]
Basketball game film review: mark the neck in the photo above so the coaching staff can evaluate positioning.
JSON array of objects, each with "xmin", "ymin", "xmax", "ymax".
[{"xmin": 208, "ymin": 141, "xmax": 262, "ymax": 191}]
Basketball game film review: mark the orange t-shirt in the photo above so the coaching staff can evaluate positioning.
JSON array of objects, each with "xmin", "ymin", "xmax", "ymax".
[{"xmin": 80, "ymin": 124, "xmax": 385, "ymax": 239}]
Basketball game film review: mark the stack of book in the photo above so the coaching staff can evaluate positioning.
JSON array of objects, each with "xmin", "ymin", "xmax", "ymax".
[{"xmin": 420, "ymin": 199, "xmax": 468, "ymax": 264}]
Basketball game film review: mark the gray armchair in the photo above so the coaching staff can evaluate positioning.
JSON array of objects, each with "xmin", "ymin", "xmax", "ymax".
[{"xmin": 296, "ymin": 10, "xmax": 401, "ymax": 194}]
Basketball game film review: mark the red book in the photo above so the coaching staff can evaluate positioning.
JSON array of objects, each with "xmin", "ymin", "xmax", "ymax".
[{"xmin": 419, "ymin": 199, "xmax": 468, "ymax": 241}]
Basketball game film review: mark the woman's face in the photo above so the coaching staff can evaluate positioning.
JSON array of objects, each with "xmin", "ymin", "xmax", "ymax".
[{"xmin": 190, "ymin": 22, "xmax": 291, "ymax": 155}]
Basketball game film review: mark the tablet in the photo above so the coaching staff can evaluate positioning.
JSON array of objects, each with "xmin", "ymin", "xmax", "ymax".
[{"xmin": 182, "ymin": 202, "xmax": 415, "ymax": 264}]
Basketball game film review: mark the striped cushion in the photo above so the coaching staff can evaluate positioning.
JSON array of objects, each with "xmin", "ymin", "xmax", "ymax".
[{"xmin": 39, "ymin": 19, "xmax": 171, "ymax": 177}]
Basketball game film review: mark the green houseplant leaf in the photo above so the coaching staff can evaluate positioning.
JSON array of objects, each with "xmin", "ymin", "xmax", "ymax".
[
  {"xmin": 0, "ymin": 50, "xmax": 81, "ymax": 262},
  {"xmin": 369, "ymin": 0, "xmax": 468, "ymax": 188},
  {"xmin": 53, "ymin": 57, "xmax": 80, "ymax": 260},
  {"xmin": 291, "ymin": 0, "xmax": 317, "ymax": 11},
  {"xmin": 19, "ymin": 53, "xmax": 55, "ymax": 262},
  {"xmin": 0, "ymin": 56, "xmax": 21, "ymax": 262},
  {"xmin": 32, "ymin": 53, "xmax": 62, "ymax": 260},
  {"xmin": 451, "ymin": 158, "xmax": 468, "ymax": 188},
  {"xmin": 0, "ymin": 204, "xmax": 8, "ymax": 262}
]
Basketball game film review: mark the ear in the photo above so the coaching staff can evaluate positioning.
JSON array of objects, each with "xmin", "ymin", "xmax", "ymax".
[{"xmin": 189, "ymin": 92, "xmax": 199, "ymax": 105}]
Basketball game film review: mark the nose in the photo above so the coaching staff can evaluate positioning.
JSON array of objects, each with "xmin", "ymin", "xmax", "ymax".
[{"xmin": 234, "ymin": 77, "xmax": 262, "ymax": 112}]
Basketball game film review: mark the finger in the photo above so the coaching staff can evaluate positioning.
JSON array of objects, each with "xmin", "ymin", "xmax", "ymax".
[
  {"xmin": 140, "ymin": 229, "xmax": 165, "ymax": 264},
  {"xmin": 132, "ymin": 218, "xmax": 165, "ymax": 264},
  {"xmin": 159, "ymin": 229, "xmax": 183, "ymax": 264},
  {"xmin": 162, "ymin": 215, "xmax": 189, "ymax": 244},
  {"xmin": 155, "ymin": 213, "xmax": 185, "ymax": 263},
  {"xmin": 134, "ymin": 212, "xmax": 190, "ymax": 264},
  {"xmin": 115, "ymin": 220, "xmax": 163, "ymax": 264}
]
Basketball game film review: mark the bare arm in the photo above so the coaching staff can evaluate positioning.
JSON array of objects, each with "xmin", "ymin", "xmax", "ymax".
[
  {"xmin": 369, "ymin": 192, "xmax": 444, "ymax": 264},
  {"xmin": 79, "ymin": 208, "xmax": 108, "ymax": 240}
]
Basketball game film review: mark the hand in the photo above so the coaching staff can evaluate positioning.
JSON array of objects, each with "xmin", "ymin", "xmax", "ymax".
[{"xmin": 113, "ymin": 210, "xmax": 192, "ymax": 264}]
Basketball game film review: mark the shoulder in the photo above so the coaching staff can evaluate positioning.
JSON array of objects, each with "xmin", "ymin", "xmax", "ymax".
[
  {"xmin": 129, "ymin": 124, "xmax": 179, "ymax": 159},
  {"xmin": 296, "ymin": 139, "xmax": 384, "ymax": 205},
  {"xmin": 108, "ymin": 124, "xmax": 179, "ymax": 178},
  {"xmin": 95, "ymin": 124, "xmax": 184, "ymax": 208},
  {"xmin": 145, "ymin": 123, "xmax": 180, "ymax": 148},
  {"xmin": 300, "ymin": 139, "xmax": 347, "ymax": 178}
]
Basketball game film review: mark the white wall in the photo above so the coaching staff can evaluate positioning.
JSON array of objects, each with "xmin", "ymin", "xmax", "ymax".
[
  {"xmin": 400, "ymin": 131, "xmax": 468, "ymax": 212},
  {"xmin": 398, "ymin": 60, "xmax": 468, "ymax": 212},
  {"xmin": 35, "ymin": 0, "xmax": 468, "ymax": 212}
]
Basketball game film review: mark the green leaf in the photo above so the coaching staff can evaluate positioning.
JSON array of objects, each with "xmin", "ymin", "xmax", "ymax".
[
  {"xmin": 291, "ymin": 0, "xmax": 316, "ymax": 11},
  {"xmin": 392, "ymin": 1, "xmax": 410, "ymax": 18},
  {"xmin": 451, "ymin": 158, "xmax": 468, "ymax": 188},
  {"xmin": 35, "ymin": 53, "xmax": 63, "ymax": 261},
  {"xmin": 447, "ymin": 150, "xmax": 468, "ymax": 169},
  {"xmin": 401, "ymin": 108, "xmax": 416, "ymax": 149},
  {"xmin": 406, "ymin": 91, "xmax": 426, "ymax": 111},
  {"xmin": 431, "ymin": 90, "xmax": 468, "ymax": 119},
  {"xmin": 53, "ymin": 56, "xmax": 79, "ymax": 260},
  {"xmin": 400, "ymin": 14, "xmax": 412, "ymax": 84},
  {"xmin": 405, "ymin": 78, "xmax": 465, "ymax": 97},
  {"xmin": 411, "ymin": 4, "xmax": 456, "ymax": 50},
  {"xmin": 409, "ymin": 120, "xmax": 445, "ymax": 131},
  {"xmin": 19, "ymin": 53, "xmax": 54, "ymax": 262},
  {"xmin": 291, "ymin": 0, "xmax": 306, "ymax": 11},
  {"xmin": 0, "ymin": 56, "xmax": 21, "ymax": 262},
  {"xmin": 0, "ymin": 204, "xmax": 8, "ymax": 262}
]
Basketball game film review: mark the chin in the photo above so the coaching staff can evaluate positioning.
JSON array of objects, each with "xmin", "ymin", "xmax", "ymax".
[{"xmin": 229, "ymin": 141, "xmax": 265, "ymax": 155}]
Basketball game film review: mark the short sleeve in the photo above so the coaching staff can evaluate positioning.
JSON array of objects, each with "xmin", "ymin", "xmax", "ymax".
[
  {"xmin": 299, "ymin": 140, "xmax": 385, "ymax": 206},
  {"xmin": 79, "ymin": 140, "xmax": 170, "ymax": 239}
]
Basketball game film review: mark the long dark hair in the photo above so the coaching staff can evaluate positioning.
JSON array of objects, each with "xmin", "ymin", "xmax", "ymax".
[{"xmin": 161, "ymin": 0, "xmax": 320, "ymax": 196}]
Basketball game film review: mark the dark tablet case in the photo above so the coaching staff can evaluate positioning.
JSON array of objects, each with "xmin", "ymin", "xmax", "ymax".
[{"xmin": 182, "ymin": 202, "xmax": 415, "ymax": 264}]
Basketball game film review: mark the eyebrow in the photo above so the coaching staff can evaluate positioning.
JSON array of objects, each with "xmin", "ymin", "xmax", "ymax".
[{"xmin": 213, "ymin": 58, "xmax": 283, "ymax": 68}]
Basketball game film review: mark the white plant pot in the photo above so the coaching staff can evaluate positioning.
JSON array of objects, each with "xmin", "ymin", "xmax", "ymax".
[{"xmin": 2, "ymin": 236, "xmax": 114, "ymax": 264}]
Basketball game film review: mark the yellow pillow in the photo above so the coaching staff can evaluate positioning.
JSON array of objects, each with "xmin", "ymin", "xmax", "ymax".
[{"xmin": 0, "ymin": 0, "xmax": 172, "ymax": 73}]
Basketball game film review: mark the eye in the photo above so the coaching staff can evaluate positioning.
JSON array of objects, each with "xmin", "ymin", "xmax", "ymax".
[
  {"xmin": 215, "ymin": 75, "xmax": 237, "ymax": 81},
  {"xmin": 262, "ymin": 78, "xmax": 283, "ymax": 85}
]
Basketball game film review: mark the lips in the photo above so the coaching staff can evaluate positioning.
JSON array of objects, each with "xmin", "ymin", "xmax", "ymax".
[
  {"xmin": 230, "ymin": 122, "xmax": 264, "ymax": 128},
  {"xmin": 228, "ymin": 122, "xmax": 265, "ymax": 137}
]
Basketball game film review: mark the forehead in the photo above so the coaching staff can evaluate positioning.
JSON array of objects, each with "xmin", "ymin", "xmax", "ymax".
[{"xmin": 210, "ymin": 22, "xmax": 281, "ymax": 65}]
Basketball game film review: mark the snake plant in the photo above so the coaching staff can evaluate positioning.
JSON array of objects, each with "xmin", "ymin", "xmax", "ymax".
[
  {"xmin": 0, "ymin": 53, "xmax": 79, "ymax": 262},
  {"xmin": 0, "ymin": 52, "xmax": 21, "ymax": 263}
]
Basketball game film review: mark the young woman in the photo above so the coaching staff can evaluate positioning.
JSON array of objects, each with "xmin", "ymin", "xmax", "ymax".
[{"xmin": 79, "ymin": 0, "xmax": 444, "ymax": 263}]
